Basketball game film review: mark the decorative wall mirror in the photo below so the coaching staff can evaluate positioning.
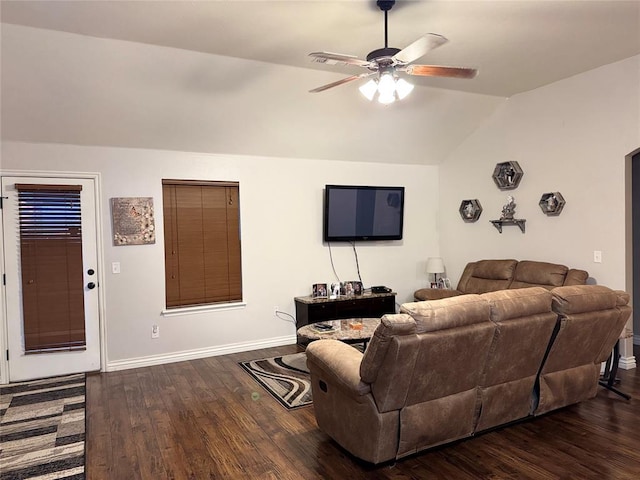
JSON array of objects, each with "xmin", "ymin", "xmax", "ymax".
[
  {"xmin": 459, "ymin": 199, "xmax": 482, "ymax": 222},
  {"xmin": 492, "ymin": 161, "xmax": 523, "ymax": 190},
  {"xmin": 539, "ymin": 192, "xmax": 565, "ymax": 216}
]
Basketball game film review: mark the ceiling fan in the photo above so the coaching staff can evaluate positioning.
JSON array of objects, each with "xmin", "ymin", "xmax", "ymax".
[{"xmin": 309, "ymin": 0, "xmax": 478, "ymax": 104}]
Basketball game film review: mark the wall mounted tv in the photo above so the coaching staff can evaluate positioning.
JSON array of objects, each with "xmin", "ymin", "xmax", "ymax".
[{"xmin": 323, "ymin": 185, "xmax": 405, "ymax": 242}]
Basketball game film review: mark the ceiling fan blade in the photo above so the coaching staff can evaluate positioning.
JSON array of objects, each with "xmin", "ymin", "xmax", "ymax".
[
  {"xmin": 309, "ymin": 73, "xmax": 375, "ymax": 93},
  {"xmin": 405, "ymin": 65, "xmax": 478, "ymax": 79},
  {"xmin": 309, "ymin": 52, "xmax": 372, "ymax": 68},
  {"xmin": 392, "ymin": 34, "xmax": 448, "ymax": 64}
]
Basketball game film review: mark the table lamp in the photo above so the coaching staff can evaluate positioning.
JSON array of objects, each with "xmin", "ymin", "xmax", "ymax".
[{"xmin": 426, "ymin": 257, "xmax": 445, "ymax": 286}]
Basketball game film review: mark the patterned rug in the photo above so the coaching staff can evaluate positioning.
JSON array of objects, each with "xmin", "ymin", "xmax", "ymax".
[
  {"xmin": 240, "ymin": 353, "xmax": 312, "ymax": 410},
  {"xmin": 0, "ymin": 373, "xmax": 86, "ymax": 480}
]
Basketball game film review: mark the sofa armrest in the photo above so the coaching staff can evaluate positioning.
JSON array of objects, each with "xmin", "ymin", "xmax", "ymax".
[
  {"xmin": 306, "ymin": 340, "xmax": 371, "ymax": 398},
  {"xmin": 413, "ymin": 288, "xmax": 462, "ymax": 301}
]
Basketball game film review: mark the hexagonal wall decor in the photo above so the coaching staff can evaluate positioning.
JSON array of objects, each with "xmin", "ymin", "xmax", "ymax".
[
  {"xmin": 459, "ymin": 199, "xmax": 482, "ymax": 222},
  {"xmin": 539, "ymin": 192, "xmax": 565, "ymax": 216},
  {"xmin": 492, "ymin": 161, "xmax": 523, "ymax": 190}
]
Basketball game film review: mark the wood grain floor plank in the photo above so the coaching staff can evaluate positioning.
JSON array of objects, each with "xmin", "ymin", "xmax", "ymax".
[{"xmin": 86, "ymin": 344, "xmax": 640, "ymax": 479}]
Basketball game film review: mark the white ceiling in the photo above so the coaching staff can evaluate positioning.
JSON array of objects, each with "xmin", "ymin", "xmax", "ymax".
[{"xmin": 2, "ymin": 0, "xmax": 640, "ymax": 98}]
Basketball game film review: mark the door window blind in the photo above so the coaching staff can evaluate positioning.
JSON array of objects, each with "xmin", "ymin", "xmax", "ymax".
[{"xmin": 16, "ymin": 183, "xmax": 87, "ymax": 353}]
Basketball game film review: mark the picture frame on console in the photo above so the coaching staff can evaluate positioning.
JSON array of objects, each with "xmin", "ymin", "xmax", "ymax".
[
  {"xmin": 312, "ymin": 283, "xmax": 328, "ymax": 298},
  {"xmin": 339, "ymin": 281, "xmax": 363, "ymax": 296}
]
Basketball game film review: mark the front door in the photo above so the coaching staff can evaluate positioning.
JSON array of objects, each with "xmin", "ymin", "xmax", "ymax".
[{"xmin": 2, "ymin": 176, "xmax": 101, "ymax": 381}]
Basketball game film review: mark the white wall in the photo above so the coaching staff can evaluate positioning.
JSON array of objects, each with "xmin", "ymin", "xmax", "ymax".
[
  {"xmin": 439, "ymin": 55, "xmax": 640, "ymax": 364},
  {"xmin": 0, "ymin": 141, "xmax": 439, "ymax": 370},
  {"xmin": 439, "ymin": 55, "xmax": 640, "ymax": 287}
]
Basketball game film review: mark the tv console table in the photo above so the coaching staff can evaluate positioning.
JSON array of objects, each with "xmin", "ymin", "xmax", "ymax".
[{"xmin": 294, "ymin": 292, "xmax": 396, "ymax": 330}]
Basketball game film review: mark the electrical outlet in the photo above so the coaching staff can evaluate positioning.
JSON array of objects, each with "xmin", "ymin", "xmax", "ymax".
[
  {"xmin": 151, "ymin": 324, "xmax": 159, "ymax": 338},
  {"xmin": 593, "ymin": 250, "xmax": 602, "ymax": 263}
]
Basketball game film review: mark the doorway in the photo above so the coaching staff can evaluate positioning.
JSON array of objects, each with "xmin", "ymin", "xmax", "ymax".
[
  {"xmin": 1, "ymin": 174, "xmax": 103, "ymax": 382},
  {"xmin": 633, "ymin": 152, "xmax": 640, "ymax": 349}
]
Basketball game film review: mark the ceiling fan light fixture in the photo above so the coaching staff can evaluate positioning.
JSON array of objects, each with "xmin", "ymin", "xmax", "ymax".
[
  {"xmin": 359, "ymin": 74, "xmax": 413, "ymax": 104},
  {"xmin": 395, "ymin": 78, "xmax": 414, "ymax": 100},
  {"xmin": 309, "ymin": 0, "xmax": 476, "ymax": 101},
  {"xmin": 377, "ymin": 72, "xmax": 396, "ymax": 97},
  {"xmin": 377, "ymin": 92, "xmax": 396, "ymax": 105},
  {"xmin": 359, "ymin": 79, "xmax": 378, "ymax": 101}
]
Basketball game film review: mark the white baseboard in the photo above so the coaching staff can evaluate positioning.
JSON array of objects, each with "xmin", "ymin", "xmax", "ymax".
[
  {"xmin": 105, "ymin": 335, "xmax": 297, "ymax": 372},
  {"xmin": 620, "ymin": 355, "xmax": 637, "ymax": 370}
]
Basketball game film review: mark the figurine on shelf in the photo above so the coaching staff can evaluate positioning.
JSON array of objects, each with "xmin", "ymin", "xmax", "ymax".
[
  {"xmin": 497, "ymin": 163, "xmax": 518, "ymax": 187},
  {"xmin": 463, "ymin": 202, "xmax": 475, "ymax": 219},
  {"xmin": 501, "ymin": 195, "xmax": 516, "ymax": 220},
  {"xmin": 545, "ymin": 195, "xmax": 556, "ymax": 211}
]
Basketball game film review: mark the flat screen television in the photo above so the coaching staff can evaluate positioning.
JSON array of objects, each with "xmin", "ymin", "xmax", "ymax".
[{"xmin": 323, "ymin": 185, "xmax": 405, "ymax": 242}]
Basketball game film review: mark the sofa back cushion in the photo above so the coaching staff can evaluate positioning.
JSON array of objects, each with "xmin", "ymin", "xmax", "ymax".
[
  {"xmin": 509, "ymin": 260, "xmax": 568, "ymax": 289},
  {"xmin": 536, "ymin": 285, "xmax": 631, "ymax": 414},
  {"xmin": 365, "ymin": 295, "xmax": 495, "ymax": 414},
  {"xmin": 401, "ymin": 294, "xmax": 492, "ymax": 333},
  {"xmin": 456, "ymin": 259, "xmax": 517, "ymax": 294},
  {"xmin": 475, "ymin": 288, "xmax": 557, "ymax": 431},
  {"xmin": 399, "ymin": 295, "xmax": 495, "ymax": 406},
  {"xmin": 394, "ymin": 299, "xmax": 496, "ymax": 455},
  {"xmin": 563, "ymin": 268, "xmax": 589, "ymax": 286},
  {"xmin": 360, "ymin": 314, "xmax": 416, "ymax": 384}
]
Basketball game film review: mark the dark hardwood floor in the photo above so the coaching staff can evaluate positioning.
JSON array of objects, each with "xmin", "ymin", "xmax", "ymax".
[{"xmin": 87, "ymin": 344, "xmax": 640, "ymax": 479}]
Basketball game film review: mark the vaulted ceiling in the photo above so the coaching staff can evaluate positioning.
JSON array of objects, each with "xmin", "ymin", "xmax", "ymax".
[
  {"xmin": 2, "ymin": 1, "xmax": 639, "ymax": 164},
  {"xmin": 3, "ymin": 0, "xmax": 639, "ymax": 97}
]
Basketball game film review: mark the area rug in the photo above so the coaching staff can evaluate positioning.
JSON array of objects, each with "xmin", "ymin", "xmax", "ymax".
[
  {"xmin": 0, "ymin": 373, "xmax": 86, "ymax": 480},
  {"xmin": 240, "ymin": 352, "xmax": 312, "ymax": 410}
]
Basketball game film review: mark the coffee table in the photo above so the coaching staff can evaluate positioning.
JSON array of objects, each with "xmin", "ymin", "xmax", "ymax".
[{"xmin": 296, "ymin": 317, "xmax": 381, "ymax": 348}]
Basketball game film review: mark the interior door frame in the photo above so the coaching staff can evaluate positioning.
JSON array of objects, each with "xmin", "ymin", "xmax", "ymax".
[{"xmin": 0, "ymin": 169, "xmax": 107, "ymax": 383}]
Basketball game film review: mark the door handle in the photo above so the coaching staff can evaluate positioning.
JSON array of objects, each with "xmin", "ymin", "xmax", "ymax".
[{"xmin": 87, "ymin": 282, "xmax": 96, "ymax": 290}]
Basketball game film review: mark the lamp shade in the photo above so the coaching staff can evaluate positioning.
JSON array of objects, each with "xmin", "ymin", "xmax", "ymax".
[
  {"xmin": 426, "ymin": 257, "xmax": 445, "ymax": 274},
  {"xmin": 359, "ymin": 74, "xmax": 415, "ymax": 104}
]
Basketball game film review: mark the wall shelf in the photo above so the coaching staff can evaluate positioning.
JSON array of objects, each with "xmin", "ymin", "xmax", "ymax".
[
  {"xmin": 490, "ymin": 219, "xmax": 526, "ymax": 233},
  {"xmin": 492, "ymin": 161, "xmax": 523, "ymax": 190},
  {"xmin": 459, "ymin": 199, "xmax": 483, "ymax": 222}
]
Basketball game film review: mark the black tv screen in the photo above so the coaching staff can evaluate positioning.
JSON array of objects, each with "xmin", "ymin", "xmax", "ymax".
[{"xmin": 323, "ymin": 185, "xmax": 405, "ymax": 242}]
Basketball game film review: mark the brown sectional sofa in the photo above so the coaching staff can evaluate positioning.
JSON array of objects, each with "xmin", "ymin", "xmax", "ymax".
[
  {"xmin": 306, "ymin": 285, "xmax": 630, "ymax": 464},
  {"xmin": 414, "ymin": 259, "xmax": 589, "ymax": 301}
]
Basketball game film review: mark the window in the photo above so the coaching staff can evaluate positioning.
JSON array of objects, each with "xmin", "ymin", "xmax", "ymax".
[
  {"xmin": 16, "ymin": 183, "xmax": 87, "ymax": 352},
  {"xmin": 162, "ymin": 180, "xmax": 242, "ymax": 308}
]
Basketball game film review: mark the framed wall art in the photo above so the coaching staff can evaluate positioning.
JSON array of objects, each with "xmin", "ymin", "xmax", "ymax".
[{"xmin": 111, "ymin": 197, "xmax": 155, "ymax": 245}]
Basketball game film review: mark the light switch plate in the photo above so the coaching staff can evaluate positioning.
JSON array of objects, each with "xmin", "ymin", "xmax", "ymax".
[{"xmin": 112, "ymin": 262, "xmax": 121, "ymax": 274}]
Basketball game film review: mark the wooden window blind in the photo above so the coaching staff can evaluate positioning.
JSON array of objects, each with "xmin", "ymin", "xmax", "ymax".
[
  {"xmin": 16, "ymin": 183, "xmax": 87, "ymax": 353},
  {"xmin": 162, "ymin": 180, "xmax": 242, "ymax": 308}
]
